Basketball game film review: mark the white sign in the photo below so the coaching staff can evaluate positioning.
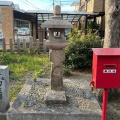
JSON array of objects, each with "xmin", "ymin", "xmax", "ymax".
[{"xmin": 103, "ymin": 69, "xmax": 116, "ymax": 73}]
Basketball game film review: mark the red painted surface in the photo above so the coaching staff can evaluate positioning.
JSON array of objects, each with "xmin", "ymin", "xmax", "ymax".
[
  {"xmin": 92, "ymin": 48, "xmax": 120, "ymax": 88},
  {"xmin": 102, "ymin": 89, "xmax": 108, "ymax": 120}
]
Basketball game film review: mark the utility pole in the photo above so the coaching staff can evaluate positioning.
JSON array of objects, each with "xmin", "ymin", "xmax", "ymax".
[
  {"xmin": 53, "ymin": 0, "xmax": 54, "ymax": 10},
  {"xmin": 79, "ymin": 0, "xmax": 81, "ymax": 11},
  {"xmin": 60, "ymin": 0, "xmax": 61, "ymax": 7}
]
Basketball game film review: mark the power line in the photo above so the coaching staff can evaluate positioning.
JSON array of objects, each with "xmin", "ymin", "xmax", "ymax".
[
  {"xmin": 19, "ymin": 0, "xmax": 41, "ymax": 10},
  {"xmin": 46, "ymin": 4, "xmax": 53, "ymax": 12},
  {"xmin": 24, "ymin": 0, "xmax": 41, "ymax": 10},
  {"xmin": 19, "ymin": 0, "xmax": 76, "ymax": 11},
  {"xmin": 42, "ymin": 3, "xmax": 52, "ymax": 11},
  {"xmin": 60, "ymin": 0, "xmax": 61, "ymax": 6},
  {"xmin": 53, "ymin": 0, "xmax": 54, "ymax": 10}
]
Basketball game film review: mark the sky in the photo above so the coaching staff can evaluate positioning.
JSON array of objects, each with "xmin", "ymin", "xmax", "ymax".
[{"xmin": 4, "ymin": 0, "xmax": 79, "ymax": 11}]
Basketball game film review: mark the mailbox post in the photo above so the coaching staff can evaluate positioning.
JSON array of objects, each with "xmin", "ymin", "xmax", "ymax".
[{"xmin": 91, "ymin": 48, "xmax": 120, "ymax": 120}]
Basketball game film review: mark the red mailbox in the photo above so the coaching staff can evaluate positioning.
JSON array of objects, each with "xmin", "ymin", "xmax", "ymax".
[
  {"xmin": 91, "ymin": 48, "xmax": 120, "ymax": 120},
  {"xmin": 92, "ymin": 48, "xmax": 120, "ymax": 88}
]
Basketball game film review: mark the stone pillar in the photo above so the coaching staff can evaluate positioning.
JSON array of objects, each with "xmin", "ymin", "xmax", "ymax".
[
  {"xmin": 0, "ymin": 66, "xmax": 9, "ymax": 112},
  {"xmin": 50, "ymin": 50, "xmax": 65, "ymax": 91}
]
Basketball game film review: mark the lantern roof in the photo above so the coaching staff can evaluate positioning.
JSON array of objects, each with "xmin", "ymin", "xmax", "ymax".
[{"xmin": 41, "ymin": 5, "xmax": 72, "ymax": 29}]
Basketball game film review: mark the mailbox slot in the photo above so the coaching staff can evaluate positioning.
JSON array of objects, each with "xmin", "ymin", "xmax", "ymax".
[{"xmin": 104, "ymin": 64, "xmax": 116, "ymax": 68}]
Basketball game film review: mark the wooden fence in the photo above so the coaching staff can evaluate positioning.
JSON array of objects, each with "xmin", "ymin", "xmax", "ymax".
[{"xmin": 0, "ymin": 36, "xmax": 48, "ymax": 53}]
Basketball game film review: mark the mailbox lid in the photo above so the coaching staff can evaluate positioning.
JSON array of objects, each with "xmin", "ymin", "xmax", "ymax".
[{"xmin": 92, "ymin": 48, "xmax": 120, "ymax": 56}]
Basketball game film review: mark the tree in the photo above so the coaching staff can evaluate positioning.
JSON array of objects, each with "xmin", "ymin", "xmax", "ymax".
[
  {"xmin": 104, "ymin": 0, "xmax": 120, "ymax": 48},
  {"xmin": 103, "ymin": 0, "xmax": 120, "ymax": 100}
]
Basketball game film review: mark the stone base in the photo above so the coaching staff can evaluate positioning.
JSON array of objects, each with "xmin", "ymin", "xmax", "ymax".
[
  {"xmin": 7, "ymin": 78, "xmax": 101, "ymax": 120},
  {"xmin": 0, "ymin": 112, "xmax": 7, "ymax": 120},
  {"xmin": 45, "ymin": 90, "xmax": 66, "ymax": 104}
]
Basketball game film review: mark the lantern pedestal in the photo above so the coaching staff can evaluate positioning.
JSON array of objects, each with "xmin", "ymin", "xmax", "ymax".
[
  {"xmin": 45, "ymin": 50, "xmax": 66, "ymax": 104},
  {"xmin": 45, "ymin": 90, "xmax": 66, "ymax": 104}
]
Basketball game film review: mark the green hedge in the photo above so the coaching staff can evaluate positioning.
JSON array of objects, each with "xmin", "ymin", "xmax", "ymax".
[{"xmin": 64, "ymin": 29, "xmax": 103, "ymax": 69}]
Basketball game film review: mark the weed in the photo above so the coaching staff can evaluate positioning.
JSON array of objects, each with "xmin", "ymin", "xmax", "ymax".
[
  {"xmin": 0, "ymin": 52, "xmax": 50, "ymax": 101},
  {"xmin": 21, "ymin": 102, "xmax": 25, "ymax": 108},
  {"xmin": 33, "ymin": 75, "xmax": 37, "ymax": 82}
]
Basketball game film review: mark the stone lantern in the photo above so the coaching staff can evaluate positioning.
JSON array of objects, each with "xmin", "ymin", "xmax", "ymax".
[{"xmin": 41, "ymin": 5, "xmax": 72, "ymax": 104}]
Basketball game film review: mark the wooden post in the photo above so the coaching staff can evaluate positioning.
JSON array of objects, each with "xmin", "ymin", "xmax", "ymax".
[
  {"xmin": 17, "ymin": 39, "xmax": 20, "ymax": 53},
  {"xmin": 23, "ymin": 39, "xmax": 26, "ymax": 53},
  {"xmin": 29, "ymin": 36, "xmax": 34, "ymax": 54},
  {"xmin": 43, "ymin": 39, "xmax": 46, "ymax": 52},
  {"xmin": 36, "ymin": 39, "xmax": 40, "ymax": 53},
  {"xmin": 40, "ymin": 42, "xmax": 42, "ymax": 52},
  {"xmin": 10, "ymin": 39, "xmax": 13, "ymax": 53},
  {"xmin": 2, "ymin": 38, "xmax": 6, "ymax": 52}
]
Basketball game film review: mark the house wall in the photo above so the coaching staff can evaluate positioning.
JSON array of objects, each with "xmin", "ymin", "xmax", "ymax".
[
  {"xmin": 87, "ymin": 0, "xmax": 104, "ymax": 13},
  {"xmin": 80, "ymin": 0, "xmax": 86, "ymax": 12},
  {"xmin": 73, "ymin": 0, "xmax": 105, "ymax": 35},
  {"xmin": 87, "ymin": 0, "xmax": 94, "ymax": 12},
  {"xmin": 1, "ymin": 6, "xmax": 14, "ymax": 49}
]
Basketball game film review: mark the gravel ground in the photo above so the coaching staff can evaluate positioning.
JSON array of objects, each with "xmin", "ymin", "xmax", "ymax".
[
  {"xmin": 66, "ymin": 70, "xmax": 120, "ymax": 120},
  {"xmin": 10, "ymin": 69, "xmax": 120, "ymax": 120},
  {"xmin": 23, "ymin": 77, "xmax": 100, "ymax": 114}
]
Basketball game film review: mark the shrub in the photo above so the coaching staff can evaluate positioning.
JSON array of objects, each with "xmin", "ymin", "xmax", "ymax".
[
  {"xmin": 88, "ymin": 21, "xmax": 100, "ymax": 31},
  {"xmin": 64, "ymin": 29, "xmax": 103, "ymax": 69},
  {"xmin": 63, "ymin": 65, "xmax": 74, "ymax": 76}
]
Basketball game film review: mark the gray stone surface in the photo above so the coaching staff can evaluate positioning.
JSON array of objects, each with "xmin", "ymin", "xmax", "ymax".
[
  {"xmin": 0, "ymin": 112, "xmax": 7, "ymax": 120},
  {"xmin": 41, "ymin": 5, "xmax": 72, "ymax": 103},
  {"xmin": 0, "ymin": 66, "xmax": 9, "ymax": 112},
  {"xmin": 41, "ymin": 6, "xmax": 71, "ymax": 105},
  {"xmin": 45, "ymin": 40, "xmax": 68, "ymax": 50},
  {"xmin": 45, "ymin": 90, "xmax": 66, "ymax": 104},
  {"xmin": 54, "ymin": 5, "xmax": 61, "ymax": 17},
  {"xmin": 41, "ymin": 19, "xmax": 72, "ymax": 28},
  {"xmin": 50, "ymin": 50, "xmax": 65, "ymax": 90},
  {"xmin": 7, "ymin": 78, "xmax": 101, "ymax": 120}
]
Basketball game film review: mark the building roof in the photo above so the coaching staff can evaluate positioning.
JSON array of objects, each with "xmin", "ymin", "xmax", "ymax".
[
  {"xmin": 26, "ymin": 10, "xmax": 99, "ymax": 23},
  {"xmin": 71, "ymin": 2, "xmax": 80, "ymax": 6},
  {"xmin": 0, "ymin": 1, "xmax": 14, "ymax": 6},
  {"xmin": 0, "ymin": 1, "xmax": 26, "ymax": 12}
]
